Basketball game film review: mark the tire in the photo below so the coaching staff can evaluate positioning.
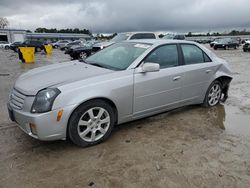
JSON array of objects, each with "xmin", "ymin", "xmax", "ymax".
[
  {"xmin": 36, "ymin": 47, "xmax": 41, "ymax": 52},
  {"xmin": 68, "ymin": 100, "xmax": 115, "ymax": 147},
  {"xmin": 5, "ymin": 46, "xmax": 10, "ymax": 50},
  {"xmin": 79, "ymin": 51, "xmax": 88, "ymax": 59},
  {"xmin": 224, "ymin": 46, "xmax": 228, "ymax": 50},
  {"xmin": 54, "ymin": 45, "xmax": 58, "ymax": 49},
  {"xmin": 203, "ymin": 81, "xmax": 222, "ymax": 107},
  {"xmin": 243, "ymin": 49, "xmax": 246, "ymax": 52},
  {"xmin": 214, "ymin": 47, "xmax": 217, "ymax": 50}
]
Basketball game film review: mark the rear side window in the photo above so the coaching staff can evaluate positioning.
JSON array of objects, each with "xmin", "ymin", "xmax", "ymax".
[
  {"xmin": 130, "ymin": 33, "xmax": 156, "ymax": 40},
  {"xmin": 181, "ymin": 44, "xmax": 211, "ymax": 65},
  {"xmin": 144, "ymin": 45, "xmax": 179, "ymax": 69}
]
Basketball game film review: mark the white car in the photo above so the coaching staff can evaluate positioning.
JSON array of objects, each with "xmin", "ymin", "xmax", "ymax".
[
  {"xmin": 92, "ymin": 32, "xmax": 159, "ymax": 52},
  {"xmin": 0, "ymin": 41, "xmax": 11, "ymax": 49}
]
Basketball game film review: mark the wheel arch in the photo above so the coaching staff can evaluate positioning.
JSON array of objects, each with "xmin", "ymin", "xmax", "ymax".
[
  {"xmin": 66, "ymin": 97, "xmax": 118, "ymax": 139},
  {"xmin": 204, "ymin": 75, "xmax": 232, "ymax": 104}
]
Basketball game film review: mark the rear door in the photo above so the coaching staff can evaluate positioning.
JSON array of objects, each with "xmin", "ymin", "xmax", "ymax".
[
  {"xmin": 133, "ymin": 44, "xmax": 184, "ymax": 117},
  {"xmin": 179, "ymin": 44, "xmax": 219, "ymax": 103}
]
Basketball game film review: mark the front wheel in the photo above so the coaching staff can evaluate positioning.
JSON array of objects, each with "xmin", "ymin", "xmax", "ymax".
[
  {"xmin": 79, "ymin": 51, "xmax": 88, "ymax": 59},
  {"xmin": 68, "ymin": 100, "xmax": 115, "ymax": 147},
  {"xmin": 203, "ymin": 81, "xmax": 222, "ymax": 107},
  {"xmin": 5, "ymin": 46, "xmax": 10, "ymax": 50}
]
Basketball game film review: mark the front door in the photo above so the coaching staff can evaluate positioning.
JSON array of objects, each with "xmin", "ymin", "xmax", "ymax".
[{"xmin": 133, "ymin": 44, "xmax": 184, "ymax": 118}]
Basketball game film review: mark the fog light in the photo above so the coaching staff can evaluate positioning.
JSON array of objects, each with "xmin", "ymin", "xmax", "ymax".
[
  {"xmin": 30, "ymin": 123, "xmax": 37, "ymax": 135},
  {"xmin": 57, "ymin": 110, "xmax": 63, "ymax": 122}
]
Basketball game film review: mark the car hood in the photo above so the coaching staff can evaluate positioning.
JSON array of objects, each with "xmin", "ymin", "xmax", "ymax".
[
  {"xmin": 14, "ymin": 61, "xmax": 113, "ymax": 95},
  {"xmin": 93, "ymin": 41, "xmax": 114, "ymax": 48}
]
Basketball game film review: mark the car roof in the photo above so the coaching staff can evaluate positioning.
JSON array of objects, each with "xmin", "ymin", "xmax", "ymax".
[{"xmin": 122, "ymin": 39, "xmax": 197, "ymax": 45}]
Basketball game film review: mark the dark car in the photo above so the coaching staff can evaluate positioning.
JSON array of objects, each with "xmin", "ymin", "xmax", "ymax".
[
  {"xmin": 213, "ymin": 38, "xmax": 239, "ymax": 50},
  {"xmin": 60, "ymin": 40, "xmax": 84, "ymax": 51},
  {"xmin": 243, "ymin": 42, "xmax": 250, "ymax": 52},
  {"xmin": 10, "ymin": 40, "xmax": 44, "ymax": 52},
  {"xmin": 66, "ymin": 41, "xmax": 97, "ymax": 60}
]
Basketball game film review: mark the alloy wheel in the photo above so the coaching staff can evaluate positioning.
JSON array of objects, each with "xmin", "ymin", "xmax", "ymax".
[
  {"xmin": 79, "ymin": 52, "xmax": 87, "ymax": 59},
  {"xmin": 77, "ymin": 107, "xmax": 110, "ymax": 142},
  {"xmin": 208, "ymin": 84, "xmax": 222, "ymax": 106}
]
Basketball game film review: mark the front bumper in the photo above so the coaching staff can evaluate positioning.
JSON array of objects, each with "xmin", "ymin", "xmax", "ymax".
[{"xmin": 7, "ymin": 103, "xmax": 77, "ymax": 141}]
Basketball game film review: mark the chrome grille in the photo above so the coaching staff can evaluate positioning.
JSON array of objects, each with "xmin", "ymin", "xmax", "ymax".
[{"xmin": 9, "ymin": 89, "xmax": 27, "ymax": 110}]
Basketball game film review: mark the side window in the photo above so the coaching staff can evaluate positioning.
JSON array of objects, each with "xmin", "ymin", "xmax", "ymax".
[
  {"xmin": 144, "ymin": 45, "xmax": 179, "ymax": 69},
  {"xmin": 181, "ymin": 44, "xmax": 211, "ymax": 64}
]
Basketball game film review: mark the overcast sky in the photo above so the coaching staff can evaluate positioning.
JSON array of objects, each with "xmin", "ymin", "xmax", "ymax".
[{"xmin": 0, "ymin": 0, "xmax": 250, "ymax": 33}]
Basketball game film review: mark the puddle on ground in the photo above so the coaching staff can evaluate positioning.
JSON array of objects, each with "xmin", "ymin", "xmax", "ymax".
[{"xmin": 210, "ymin": 105, "xmax": 250, "ymax": 136}]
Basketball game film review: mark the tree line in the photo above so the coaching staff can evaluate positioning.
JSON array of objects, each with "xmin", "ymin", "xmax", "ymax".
[
  {"xmin": 34, "ymin": 28, "xmax": 92, "ymax": 35},
  {"xmin": 186, "ymin": 30, "xmax": 250, "ymax": 37}
]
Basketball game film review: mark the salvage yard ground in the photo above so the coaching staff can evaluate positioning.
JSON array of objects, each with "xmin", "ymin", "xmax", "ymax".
[{"xmin": 0, "ymin": 45, "xmax": 250, "ymax": 188}]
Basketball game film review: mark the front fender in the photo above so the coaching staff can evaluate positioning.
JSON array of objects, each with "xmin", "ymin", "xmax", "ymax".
[{"xmin": 53, "ymin": 70, "xmax": 134, "ymax": 124}]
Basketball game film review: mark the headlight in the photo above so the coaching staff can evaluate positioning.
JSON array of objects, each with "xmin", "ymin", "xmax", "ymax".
[
  {"xmin": 100, "ymin": 46, "xmax": 104, "ymax": 49},
  {"xmin": 31, "ymin": 88, "xmax": 61, "ymax": 113}
]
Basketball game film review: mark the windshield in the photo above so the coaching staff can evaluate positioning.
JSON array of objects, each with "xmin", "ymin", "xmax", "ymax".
[
  {"xmin": 84, "ymin": 42, "xmax": 151, "ymax": 70},
  {"xmin": 110, "ymin": 33, "xmax": 130, "ymax": 42}
]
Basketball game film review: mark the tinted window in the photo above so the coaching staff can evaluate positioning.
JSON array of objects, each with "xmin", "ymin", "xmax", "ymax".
[
  {"xmin": 144, "ymin": 45, "xmax": 179, "ymax": 69},
  {"xmin": 181, "ymin": 44, "xmax": 210, "ymax": 64},
  {"xmin": 130, "ymin": 33, "xmax": 156, "ymax": 40}
]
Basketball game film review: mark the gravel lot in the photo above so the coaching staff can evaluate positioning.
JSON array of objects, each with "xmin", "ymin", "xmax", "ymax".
[{"xmin": 0, "ymin": 46, "xmax": 250, "ymax": 188}]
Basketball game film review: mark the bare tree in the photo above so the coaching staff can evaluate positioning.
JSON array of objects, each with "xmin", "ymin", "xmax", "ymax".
[{"xmin": 0, "ymin": 17, "xmax": 9, "ymax": 29}]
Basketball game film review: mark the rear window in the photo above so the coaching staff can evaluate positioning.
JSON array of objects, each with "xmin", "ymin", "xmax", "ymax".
[{"xmin": 130, "ymin": 33, "xmax": 156, "ymax": 40}]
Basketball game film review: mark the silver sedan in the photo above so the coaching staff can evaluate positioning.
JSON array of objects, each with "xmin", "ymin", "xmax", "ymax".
[{"xmin": 7, "ymin": 40, "xmax": 232, "ymax": 147}]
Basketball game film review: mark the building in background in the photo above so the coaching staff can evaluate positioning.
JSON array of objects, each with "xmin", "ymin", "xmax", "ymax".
[
  {"xmin": 0, "ymin": 29, "xmax": 92, "ymax": 43},
  {"xmin": 0, "ymin": 29, "xmax": 27, "ymax": 43}
]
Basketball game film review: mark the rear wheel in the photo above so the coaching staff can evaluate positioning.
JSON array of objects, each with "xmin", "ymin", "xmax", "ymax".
[
  {"xmin": 5, "ymin": 46, "xmax": 9, "ymax": 50},
  {"xmin": 68, "ymin": 100, "xmax": 115, "ymax": 147},
  {"xmin": 203, "ymin": 81, "xmax": 222, "ymax": 107}
]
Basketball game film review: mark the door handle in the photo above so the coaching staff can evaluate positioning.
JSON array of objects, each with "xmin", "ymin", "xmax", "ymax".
[
  {"xmin": 173, "ymin": 76, "xmax": 181, "ymax": 81},
  {"xmin": 206, "ymin": 70, "xmax": 212, "ymax": 73}
]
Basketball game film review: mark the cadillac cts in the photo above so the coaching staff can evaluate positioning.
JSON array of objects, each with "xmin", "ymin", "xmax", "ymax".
[{"xmin": 7, "ymin": 40, "xmax": 232, "ymax": 147}]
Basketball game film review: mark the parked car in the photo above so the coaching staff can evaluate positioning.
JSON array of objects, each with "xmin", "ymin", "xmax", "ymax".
[
  {"xmin": 92, "ymin": 32, "xmax": 159, "ymax": 53},
  {"xmin": 163, "ymin": 34, "xmax": 185, "ymax": 40},
  {"xmin": 60, "ymin": 40, "xmax": 83, "ymax": 51},
  {"xmin": 51, "ymin": 40, "xmax": 71, "ymax": 49},
  {"xmin": 7, "ymin": 40, "xmax": 232, "ymax": 147},
  {"xmin": 243, "ymin": 41, "xmax": 250, "ymax": 52},
  {"xmin": 66, "ymin": 41, "xmax": 98, "ymax": 60},
  {"xmin": 10, "ymin": 40, "xmax": 44, "ymax": 52},
  {"xmin": 213, "ymin": 38, "xmax": 239, "ymax": 50},
  {"xmin": 210, "ymin": 38, "xmax": 220, "ymax": 48},
  {"xmin": 0, "ymin": 41, "xmax": 11, "ymax": 49},
  {"xmin": 60, "ymin": 40, "xmax": 86, "ymax": 50},
  {"xmin": 241, "ymin": 38, "xmax": 250, "ymax": 44}
]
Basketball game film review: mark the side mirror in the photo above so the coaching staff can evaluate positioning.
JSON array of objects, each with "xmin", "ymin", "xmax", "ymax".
[{"xmin": 141, "ymin": 62, "xmax": 160, "ymax": 72}]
